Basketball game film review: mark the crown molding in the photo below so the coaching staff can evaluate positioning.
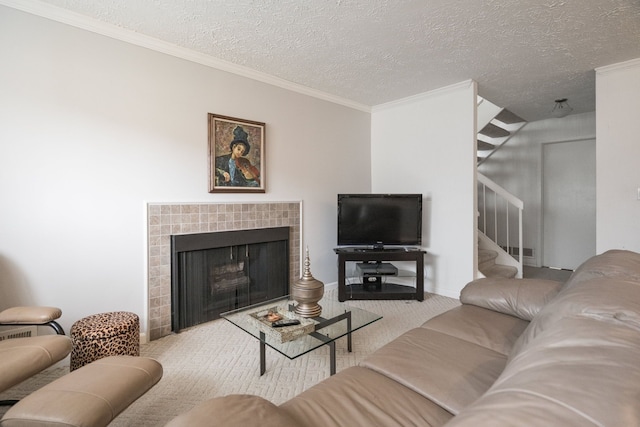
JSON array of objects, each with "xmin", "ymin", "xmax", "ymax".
[
  {"xmin": 1, "ymin": 0, "xmax": 371, "ymax": 113},
  {"xmin": 596, "ymin": 57, "xmax": 640, "ymax": 75},
  {"xmin": 371, "ymin": 80, "xmax": 475, "ymax": 112}
]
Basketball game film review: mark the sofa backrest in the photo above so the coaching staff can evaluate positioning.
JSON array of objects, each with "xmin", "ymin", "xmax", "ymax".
[
  {"xmin": 562, "ymin": 249, "xmax": 640, "ymax": 290},
  {"xmin": 447, "ymin": 250, "xmax": 640, "ymax": 426},
  {"xmin": 447, "ymin": 303, "xmax": 640, "ymax": 426},
  {"xmin": 510, "ymin": 249, "xmax": 640, "ymax": 356}
]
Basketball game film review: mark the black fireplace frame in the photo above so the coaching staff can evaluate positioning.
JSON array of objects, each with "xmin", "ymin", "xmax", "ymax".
[{"xmin": 170, "ymin": 226, "xmax": 290, "ymax": 332}]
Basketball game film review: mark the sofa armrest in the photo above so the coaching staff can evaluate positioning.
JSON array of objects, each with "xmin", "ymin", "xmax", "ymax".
[
  {"xmin": 165, "ymin": 395, "xmax": 297, "ymax": 427},
  {"xmin": 460, "ymin": 278, "xmax": 562, "ymax": 321}
]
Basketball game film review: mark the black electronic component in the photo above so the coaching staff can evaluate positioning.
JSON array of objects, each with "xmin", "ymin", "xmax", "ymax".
[{"xmin": 272, "ymin": 319, "xmax": 301, "ymax": 328}]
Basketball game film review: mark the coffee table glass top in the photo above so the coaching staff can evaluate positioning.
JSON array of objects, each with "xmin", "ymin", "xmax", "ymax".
[{"xmin": 221, "ymin": 295, "xmax": 382, "ymax": 360}]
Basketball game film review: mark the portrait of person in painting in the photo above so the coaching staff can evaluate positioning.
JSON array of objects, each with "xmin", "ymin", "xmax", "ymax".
[{"xmin": 215, "ymin": 125, "xmax": 261, "ymax": 187}]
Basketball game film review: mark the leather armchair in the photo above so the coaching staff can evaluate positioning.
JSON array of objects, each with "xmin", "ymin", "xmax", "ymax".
[
  {"xmin": 0, "ymin": 307, "xmax": 163, "ymax": 426},
  {"xmin": 0, "ymin": 306, "xmax": 71, "ymax": 405}
]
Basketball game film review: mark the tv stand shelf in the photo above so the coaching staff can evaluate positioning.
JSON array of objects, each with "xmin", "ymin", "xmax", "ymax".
[{"xmin": 334, "ymin": 248, "xmax": 426, "ymax": 301}]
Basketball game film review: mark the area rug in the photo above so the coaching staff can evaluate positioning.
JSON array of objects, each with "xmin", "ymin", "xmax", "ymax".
[{"xmin": 0, "ymin": 290, "xmax": 459, "ymax": 426}]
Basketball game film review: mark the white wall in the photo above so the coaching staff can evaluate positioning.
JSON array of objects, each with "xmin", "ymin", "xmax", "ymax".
[
  {"xmin": 596, "ymin": 58, "xmax": 640, "ymax": 253},
  {"xmin": 371, "ymin": 81, "xmax": 478, "ymax": 298},
  {"xmin": 0, "ymin": 6, "xmax": 371, "ymax": 334},
  {"xmin": 478, "ymin": 112, "xmax": 596, "ymax": 266}
]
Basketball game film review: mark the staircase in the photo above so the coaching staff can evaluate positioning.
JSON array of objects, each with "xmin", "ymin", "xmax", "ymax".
[
  {"xmin": 476, "ymin": 97, "xmax": 527, "ymax": 279},
  {"xmin": 477, "ymin": 102, "xmax": 527, "ymax": 167}
]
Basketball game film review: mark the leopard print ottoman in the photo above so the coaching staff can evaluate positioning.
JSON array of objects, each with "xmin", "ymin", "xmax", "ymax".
[{"xmin": 70, "ymin": 311, "xmax": 140, "ymax": 371}]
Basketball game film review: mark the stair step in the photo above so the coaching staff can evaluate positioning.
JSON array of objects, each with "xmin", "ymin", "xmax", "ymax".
[
  {"xmin": 477, "ymin": 140, "xmax": 495, "ymax": 151},
  {"xmin": 478, "ymin": 249, "xmax": 497, "ymax": 265},
  {"xmin": 480, "ymin": 264, "xmax": 518, "ymax": 279},
  {"xmin": 478, "ymin": 249, "xmax": 518, "ymax": 279},
  {"xmin": 478, "ymin": 122, "xmax": 510, "ymax": 138},
  {"xmin": 494, "ymin": 109, "xmax": 525, "ymax": 125}
]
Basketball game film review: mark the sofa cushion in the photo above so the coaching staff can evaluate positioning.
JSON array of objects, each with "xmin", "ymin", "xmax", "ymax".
[
  {"xmin": 510, "ymin": 277, "xmax": 640, "ymax": 358},
  {"xmin": 448, "ymin": 314, "xmax": 640, "ymax": 427},
  {"xmin": 562, "ymin": 249, "xmax": 640, "ymax": 291},
  {"xmin": 460, "ymin": 278, "xmax": 562, "ymax": 321},
  {"xmin": 360, "ymin": 328, "xmax": 507, "ymax": 414},
  {"xmin": 444, "ymin": 390, "xmax": 601, "ymax": 427},
  {"xmin": 281, "ymin": 366, "xmax": 453, "ymax": 427},
  {"xmin": 166, "ymin": 395, "xmax": 298, "ymax": 427},
  {"xmin": 421, "ymin": 305, "xmax": 530, "ymax": 356},
  {"xmin": 509, "ymin": 251, "xmax": 640, "ymax": 360},
  {"xmin": 0, "ymin": 335, "xmax": 72, "ymax": 393}
]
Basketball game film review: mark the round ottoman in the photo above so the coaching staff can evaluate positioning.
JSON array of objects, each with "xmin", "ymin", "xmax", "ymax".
[{"xmin": 70, "ymin": 311, "xmax": 140, "ymax": 371}]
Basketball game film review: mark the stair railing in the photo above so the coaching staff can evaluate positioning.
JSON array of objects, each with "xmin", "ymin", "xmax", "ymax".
[{"xmin": 477, "ymin": 172, "xmax": 524, "ymax": 276}]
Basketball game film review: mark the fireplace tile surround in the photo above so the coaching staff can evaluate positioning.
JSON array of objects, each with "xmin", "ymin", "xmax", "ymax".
[{"xmin": 147, "ymin": 202, "xmax": 301, "ymax": 340}]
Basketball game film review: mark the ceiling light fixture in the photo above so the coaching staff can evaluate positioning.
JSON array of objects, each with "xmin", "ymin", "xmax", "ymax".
[{"xmin": 551, "ymin": 98, "xmax": 573, "ymax": 118}]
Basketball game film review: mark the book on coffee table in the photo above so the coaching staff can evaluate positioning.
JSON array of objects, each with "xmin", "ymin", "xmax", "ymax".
[{"xmin": 248, "ymin": 306, "xmax": 316, "ymax": 343}]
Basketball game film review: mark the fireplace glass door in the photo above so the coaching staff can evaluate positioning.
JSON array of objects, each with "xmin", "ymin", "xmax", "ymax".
[{"xmin": 171, "ymin": 227, "xmax": 289, "ymax": 332}]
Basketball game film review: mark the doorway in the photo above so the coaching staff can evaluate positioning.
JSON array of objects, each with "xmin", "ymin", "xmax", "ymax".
[{"xmin": 542, "ymin": 139, "xmax": 596, "ymax": 270}]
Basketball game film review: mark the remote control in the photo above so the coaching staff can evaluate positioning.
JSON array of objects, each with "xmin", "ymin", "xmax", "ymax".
[{"xmin": 272, "ymin": 319, "xmax": 301, "ymax": 328}]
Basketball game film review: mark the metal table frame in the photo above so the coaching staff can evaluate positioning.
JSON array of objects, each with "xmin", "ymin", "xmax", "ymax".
[{"xmin": 258, "ymin": 310, "xmax": 352, "ymax": 376}]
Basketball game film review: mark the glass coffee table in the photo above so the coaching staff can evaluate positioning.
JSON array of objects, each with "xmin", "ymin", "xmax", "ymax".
[{"xmin": 221, "ymin": 295, "xmax": 382, "ymax": 376}]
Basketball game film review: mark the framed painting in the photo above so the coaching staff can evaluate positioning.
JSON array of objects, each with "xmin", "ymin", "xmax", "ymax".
[{"xmin": 208, "ymin": 114, "xmax": 266, "ymax": 193}]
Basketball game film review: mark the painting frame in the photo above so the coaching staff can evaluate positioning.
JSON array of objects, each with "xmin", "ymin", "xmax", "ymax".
[{"xmin": 208, "ymin": 114, "xmax": 266, "ymax": 193}]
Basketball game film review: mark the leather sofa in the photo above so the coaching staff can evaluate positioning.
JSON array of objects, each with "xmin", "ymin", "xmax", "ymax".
[{"xmin": 167, "ymin": 249, "xmax": 640, "ymax": 427}]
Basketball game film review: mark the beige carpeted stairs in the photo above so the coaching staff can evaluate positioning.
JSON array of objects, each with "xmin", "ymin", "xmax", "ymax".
[{"xmin": 478, "ymin": 248, "xmax": 518, "ymax": 278}]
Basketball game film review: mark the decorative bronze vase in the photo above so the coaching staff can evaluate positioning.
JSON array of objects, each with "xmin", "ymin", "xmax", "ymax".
[{"xmin": 291, "ymin": 247, "xmax": 324, "ymax": 317}]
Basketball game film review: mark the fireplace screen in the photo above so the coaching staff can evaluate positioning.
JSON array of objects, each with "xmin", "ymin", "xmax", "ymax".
[{"xmin": 171, "ymin": 227, "xmax": 289, "ymax": 332}]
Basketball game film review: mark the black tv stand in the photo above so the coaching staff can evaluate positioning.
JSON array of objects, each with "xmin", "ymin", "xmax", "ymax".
[{"xmin": 334, "ymin": 248, "xmax": 426, "ymax": 301}]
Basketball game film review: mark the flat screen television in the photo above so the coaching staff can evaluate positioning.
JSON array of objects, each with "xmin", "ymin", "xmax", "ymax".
[{"xmin": 337, "ymin": 194, "xmax": 422, "ymax": 249}]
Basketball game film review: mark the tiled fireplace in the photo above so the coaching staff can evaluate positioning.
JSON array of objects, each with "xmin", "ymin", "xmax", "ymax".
[{"xmin": 147, "ymin": 202, "xmax": 301, "ymax": 340}]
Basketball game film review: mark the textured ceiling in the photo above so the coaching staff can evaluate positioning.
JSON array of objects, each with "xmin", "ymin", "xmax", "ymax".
[{"xmin": 16, "ymin": 0, "xmax": 640, "ymax": 120}]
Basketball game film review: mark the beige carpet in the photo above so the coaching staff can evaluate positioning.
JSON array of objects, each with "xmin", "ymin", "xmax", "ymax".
[{"xmin": 0, "ymin": 289, "xmax": 459, "ymax": 426}]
